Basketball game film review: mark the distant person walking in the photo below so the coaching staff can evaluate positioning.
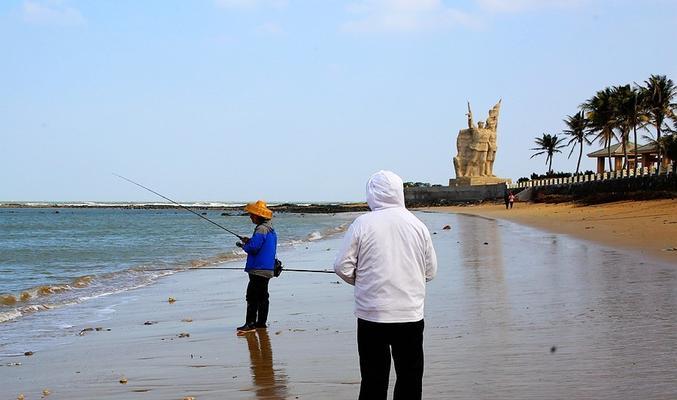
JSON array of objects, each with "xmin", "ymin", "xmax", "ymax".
[
  {"xmin": 334, "ymin": 170, "xmax": 437, "ymax": 400},
  {"xmin": 503, "ymin": 190, "xmax": 510, "ymax": 209},
  {"xmin": 236, "ymin": 200, "xmax": 277, "ymax": 334},
  {"xmin": 508, "ymin": 191, "xmax": 515, "ymax": 209}
]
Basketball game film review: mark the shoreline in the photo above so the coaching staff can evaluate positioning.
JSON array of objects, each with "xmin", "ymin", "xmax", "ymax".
[
  {"xmin": 0, "ymin": 202, "xmax": 369, "ymax": 214},
  {"xmin": 421, "ymin": 198, "xmax": 677, "ymax": 264},
  {"xmin": 3, "ymin": 210, "xmax": 677, "ymax": 399}
]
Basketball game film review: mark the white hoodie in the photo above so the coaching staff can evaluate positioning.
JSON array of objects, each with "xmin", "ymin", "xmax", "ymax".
[{"xmin": 333, "ymin": 170, "xmax": 437, "ymax": 323}]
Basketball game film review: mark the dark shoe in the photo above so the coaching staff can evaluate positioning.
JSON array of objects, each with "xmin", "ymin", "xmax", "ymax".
[
  {"xmin": 254, "ymin": 322, "xmax": 267, "ymax": 329},
  {"xmin": 236, "ymin": 323, "xmax": 255, "ymax": 333}
]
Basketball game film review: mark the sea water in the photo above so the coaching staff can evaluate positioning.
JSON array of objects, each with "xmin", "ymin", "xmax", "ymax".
[{"xmin": 0, "ymin": 206, "xmax": 357, "ymax": 354}]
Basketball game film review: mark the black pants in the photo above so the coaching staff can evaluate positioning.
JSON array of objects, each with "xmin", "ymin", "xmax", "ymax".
[
  {"xmin": 357, "ymin": 318, "xmax": 424, "ymax": 400},
  {"xmin": 246, "ymin": 274, "xmax": 270, "ymax": 325}
]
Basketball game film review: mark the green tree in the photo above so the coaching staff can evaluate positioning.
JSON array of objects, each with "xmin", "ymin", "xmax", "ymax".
[
  {"xmin": 530, "ymin": 133, "xmax": 567, "ymax": 175},
  {"xmin": 562, "ymin": 111, "xmax": 590, "ymax": 175},
  {"xmin": 583, "ymin": 88, "xmax": 618, "ymax": 171},
  {"xmin": 640, "ymin": 75, "xmax": 676, "ymax": 173},
  {"xmin": 610, "ymin": 84, "xmax": 638, "ymax": 173},
  {"xmin": 659, "ymin": 134, "xmax": 677, "ymax": 174}
]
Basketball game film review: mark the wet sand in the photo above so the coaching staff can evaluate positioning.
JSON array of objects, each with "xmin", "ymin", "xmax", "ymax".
[
  {"xmin": 2, "ymin": 211, "xmax": 676, "ymax": 399},
  {"xmin": 425, "ymin": 199, "xmax": 677, "ymax": 264}
]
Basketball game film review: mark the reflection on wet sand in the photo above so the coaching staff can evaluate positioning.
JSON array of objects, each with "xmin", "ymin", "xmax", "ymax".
[
  {"xmin": 423, "ymin": 212, "xmax": 677, "ymax": 399},
  {"xmin": 242, "ymin": 329, "xmax": 288, "ymax": 399}
]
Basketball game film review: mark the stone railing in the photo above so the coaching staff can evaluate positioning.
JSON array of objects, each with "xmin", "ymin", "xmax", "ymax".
[{"xmin": 507, "ymin": 166, "xmax": 673, "ymax": 189}]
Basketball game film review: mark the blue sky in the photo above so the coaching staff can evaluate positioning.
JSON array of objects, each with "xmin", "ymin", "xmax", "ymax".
[{"xmin": 1, "ymin": 0, "xmax": 676, "ymax": 202}]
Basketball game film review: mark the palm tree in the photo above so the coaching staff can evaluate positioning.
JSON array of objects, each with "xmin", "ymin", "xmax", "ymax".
[
  {"xmin": 641, "ymin": 74, "xmax": 676, "ymax": 173},
  {"xmin": 562, "ymin": 111, "xmax": 590, "ymax": 175},
  {"xmin": 631, "ymin": 85, "xmax": 648, "ymax": 174},
  {"xmin": 530, "ymin": 133, "xmax": 567, "ymax": 175},
  {"xmin": 583, "ymin": 88, "xmax": 618, "ymax": 172},
  {"xmin": 659, "ymin": 134, "xmax": 677, "ymax": 174},
  {"xmin": 610, "ymin": 84, "xmax": 638, "ymax": 173}
]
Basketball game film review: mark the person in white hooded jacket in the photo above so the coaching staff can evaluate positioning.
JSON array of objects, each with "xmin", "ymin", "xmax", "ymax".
[{"xmin": 334, "ymin": 170, "xmax": 437, "ymax": 400}]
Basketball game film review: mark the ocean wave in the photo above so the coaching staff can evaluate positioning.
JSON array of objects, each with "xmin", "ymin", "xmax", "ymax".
[
  {"xmin": 0, "ymin": 250, "xmax": 247, "ymax": 325},
  {"xmin": 0, "ymin": 220, "xmax": 351, "ymax": 325},
  {"xmin": 307, "ymin": 231, "xmax": 323, "ymax": 241},
  {"xmin": 0, "ymin": 309, "xmax": 22, "ymax": 323},
  {"xmin": 282, "ymin": 222, "xmax": 350, "ymax": 247}
]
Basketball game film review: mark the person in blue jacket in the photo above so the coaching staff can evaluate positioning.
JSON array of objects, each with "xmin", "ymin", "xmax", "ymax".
[{"xmin": 236, "ymin": 200, "xmax": 277, "ymax": 333}]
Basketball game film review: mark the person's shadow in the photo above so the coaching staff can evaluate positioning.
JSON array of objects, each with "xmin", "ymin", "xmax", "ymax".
[{"xmin": 243, "ymin": 329, "xmax": 288, "ymax": 399}]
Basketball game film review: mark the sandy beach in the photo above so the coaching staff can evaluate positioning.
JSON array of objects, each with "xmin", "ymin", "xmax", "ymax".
[
  {"xmin": 2, "ymin": 208, "xmax": 676, "ymax": 399},
  {"xmin": 424, "ymin": 199, "xmax": 677, "ymax": 264}
]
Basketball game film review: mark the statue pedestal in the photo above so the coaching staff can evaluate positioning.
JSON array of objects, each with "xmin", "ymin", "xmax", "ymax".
[{"xmin": 449, "ymin": 177, "xmax": 512, "ymax": 187}]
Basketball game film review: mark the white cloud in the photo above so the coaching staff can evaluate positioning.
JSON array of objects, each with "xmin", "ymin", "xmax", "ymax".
[
  {"xmin": 214, "ymin": 0, "xmax": 287, "ymax": 9},
  {"xmin": 342, "ymin": 0, "xmax": 480, "ymax": 33},
  {"xmin": 22, "ymin": 0, "xmax": 85, "ymax": 26},
  {"xmin": 477, "ymin": 0, "xmax": 586, "ymax": 13}
]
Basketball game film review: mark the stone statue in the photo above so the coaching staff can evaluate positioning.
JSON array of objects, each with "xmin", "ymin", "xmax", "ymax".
[
  {"xmin": 453, "ymin": 100, "xmax": 501, "ymax": 179},
  {"xmin": 485, "ymin": 100, "xmax": 501, "ymax": 176}
]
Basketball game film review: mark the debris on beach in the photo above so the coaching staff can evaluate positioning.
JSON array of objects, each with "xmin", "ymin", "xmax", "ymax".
[
  {"xmin": 24, "ymin": 351, "xmax": 34, "ymax": 356},
  {"xmin": 442, "ymin": 225, "xmax": 451, "ymax": 230},
  {"xmin": 144, "ymin": 321, "xmax": 157, "ymax": 325},
  {"xmin": 41, "ymin": 388, "xmax": 51, "ymax": 397},
  {"xmin": 483, "ymin": 242, "xmax": 489, "ymax": 245},
  {"xmin": 178, "ymin": 332, "xmax": 190, "ymax": 338},
  {"xmin": 5, "ymin": 362, "xmax": 21, "ymax": 366},
  {"xmin": 181, "ymin": 318, "xmax": 193, "ymax": 323},
  {"xmin": 119, "ymin": 376, "xmax": 128, "ymax": 384},
  {"xmin": 168, "ymin": 297, "xmax": 176, "ymax": 304},
  {"xmin": 330, "ymin": 281, "xmax": 341, "ymax": 285},
  {"xmin": 663, "ymin": 247, "xmax": 677, "ymax": 252},
  {"xmin": 275, "ymin": 331, "xmax": 282, "ymax": 335},
  {"xmin": 17, "ymin": 394, "xmax": 24, "ymax": 400},
  {"xmin": 550, "ymin": 346, "xmax": 557, "ymax": 353}
]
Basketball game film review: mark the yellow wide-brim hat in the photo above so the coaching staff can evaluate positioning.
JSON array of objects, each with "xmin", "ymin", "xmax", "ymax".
[{"xmin": 245, "ymin": 200, "xmax": 273, "ymax": 219}]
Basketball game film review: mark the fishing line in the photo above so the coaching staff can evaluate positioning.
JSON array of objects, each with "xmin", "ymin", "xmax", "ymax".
[
  {"xmin": 114, "ymin": 173, "xmax": 337, "ymax": 275},
  {"xmin": 146, "ymin": 267, "xmax": 335, "ymax": 274},
  {"xmin": 113, "ymin": 173, "xmax": 245, "ymax": 240}
]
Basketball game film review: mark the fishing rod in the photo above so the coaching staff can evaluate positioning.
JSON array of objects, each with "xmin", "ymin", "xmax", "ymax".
[
  {"xmin": 114, "ymin": 174, "xmax": 337, "ymax": 275},
  {"xmin": 149, "ymin": 266, "xmax": 335, "ymax": 274},
  {"xmin": 113, "ymin": 173, "xmax": 245, "ymax": 240}
]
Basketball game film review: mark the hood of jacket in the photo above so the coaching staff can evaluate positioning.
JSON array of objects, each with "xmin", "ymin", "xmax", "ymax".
[{"xmin": 366, "ymin": 170, "xmax": 405, "ymax": 211}]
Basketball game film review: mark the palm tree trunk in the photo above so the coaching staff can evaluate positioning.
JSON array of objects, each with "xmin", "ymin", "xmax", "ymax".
[
  {"xmin": 622, "ymin": 130, "xmax": 629, "ymax": 173},
  {"xmin": 633, "ymin": 94, "xmax": 638, "ymax": 174},
  {"xmin": 576, "ymin": 141, "xmax": 582, "ymax": 175},
  {"xmin": 548, "ymin": 154, "xmax": 553, "ymax": 175},
  {"xmin": 607, "ymin": 135, "xmax": 612, "ymax": 171},
  {"xmin": 633, "ymin": 124, "xmax": 638, "ymax": 173},
  {"xmin": 656, "ymin": 123, "xmax": 662, "ymax": 174}
]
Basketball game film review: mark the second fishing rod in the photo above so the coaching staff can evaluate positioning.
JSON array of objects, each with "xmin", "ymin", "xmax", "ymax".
[{"xmin": 114, "ymin": 174, "xmax": 335, "ymax": 275}]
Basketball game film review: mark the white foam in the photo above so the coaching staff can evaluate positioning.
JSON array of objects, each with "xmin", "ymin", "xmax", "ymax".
[
  {"xmin": 307, "ymin": 231, "xmax": 323, "ymax": 241},
  {"xmin": 0, "ymin": 310, "xmax": 22, "ymax": 323}
]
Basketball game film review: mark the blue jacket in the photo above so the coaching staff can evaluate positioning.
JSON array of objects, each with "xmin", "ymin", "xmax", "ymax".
[{"xmin": 243, "ymin": 221, "xmax": 277, "ymax": 272}]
